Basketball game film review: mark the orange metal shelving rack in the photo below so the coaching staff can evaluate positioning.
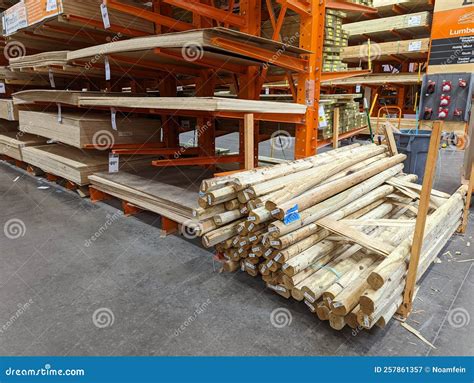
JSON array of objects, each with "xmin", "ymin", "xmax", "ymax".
[{"xmin": 99, "ymin": 0, "xmax": 377, "ymax": 162}]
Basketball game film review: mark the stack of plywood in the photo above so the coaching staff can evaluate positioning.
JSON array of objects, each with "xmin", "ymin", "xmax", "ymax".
[
  {"xmin": 89, "ymin": 167, "xmax": 218, "ymax": 232},
  {"xmin": 21, "ymin": 144, "xmax": 152, "ymax": 185},
  {"xmin": 196, "ymin": 143, "xmax": 467, "ymax": 331},
  {"xmin": 0, "ymin": 131, "xmax": 47, "ymax": 161},
  {"xmin": 1, "ymin": 0, "xmax": 154, "ymax": 36},
  {"xmin": 19, "ymin": 111, "xmax": 162, "ymax": 149}
]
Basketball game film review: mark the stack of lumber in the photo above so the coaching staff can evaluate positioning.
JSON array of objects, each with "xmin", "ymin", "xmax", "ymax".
[
  {"xmin": 343, "ymin": 12, "xmax": 432, "ymax": 41},
  {"xmin": 12, "ymin": 91, "xmax": 308, "ymax": 115},
  {"xmin": 1, "ymin": 0, "xmax": 154, "ymax": 36},
  {"xmin": 197, "ymin": 143, "xmax": 467, "ymax": 331},
  {"xmin": 0, "ymin": 131, "xmax": 47, "ymax": 161},
  {"xmin": 323, "ymin": 9, "xmax": 349, "ymax": 72},
  {"xmin": 320, "ymin": 95, "xmax": 367, "ymax": 139},
  {"xmin": 88, "ymin": 167, "xmax": 217, "ymax": 231},
  {"xmin": 21, "ymin": 144, "xmax": 152, "ymax": 186},
  {"xmin": 342, "ymin": 38, "xmax": 430, "ymax": 63},
  {"xmin": 19, "ymin": 111, "xmax": 161, "ymax": 149}
]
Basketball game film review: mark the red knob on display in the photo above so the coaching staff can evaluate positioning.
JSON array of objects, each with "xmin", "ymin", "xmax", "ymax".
[
  {"xmin": 458, "ymin": 79, "xmax": 468, "ymax": 88},
  {"xmin": 440, "ymin": 95, "xmax": 451, "ymax": 106},
  {"xmin": 438, "ymin": 108, "xmax": 449, "ymax": 119},
  {"xmin": 453, "ymin": 108, "xmax": 463, "ymax": 117},
  {"xmin": 442, "ymin": 80, "xmax": 452, "ymax": 92}
]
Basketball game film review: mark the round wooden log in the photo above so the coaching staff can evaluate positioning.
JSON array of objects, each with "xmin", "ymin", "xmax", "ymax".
[
  {"xmin": 214, "ymin": 209, "xmax": 244, "ymax": 225},
  {"xmin": 268, "ymin": 155, "xmax": 406, "ymax": 219},
  {"xmin": 223, "ymin": 260, "xmax": 240, "ymax": 272}
]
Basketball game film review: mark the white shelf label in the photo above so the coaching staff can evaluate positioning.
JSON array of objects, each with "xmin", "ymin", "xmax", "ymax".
[
  {"xmin": 46, "ymin": 0, "xmax": 58, "ymax": 12},
  {"xmin": 57, "ymin": 103, "xmax": 62, "ymax": 123},
  {"xmin": 111, "ymin": 107, "xmax": 117, "ymax": 130},
  {"xmin": 408, "ymin": 15, "xmax": 422, "ymax": 27},
  {"xmin": 109, "ymin": 153, "xmax": 119, "ymax": 173},
  {"xmin": 319, "ymin": 105, "xmax": 328, "ymax": 128},
  {"xmin": 49, "ymin": 69, "xmax": 56, "ymax": 88},
  {"xmin": 408, "ymin": 40, "xmax": 422, "ymax": 52},
  {"xmin": 100, "ymin": 3, "xmax": 111, "ymax": 29},
  {"xmin": 104, "ymin": 56, "xmax": 111, "ymax": 81},
  {"xmin": 0, "ymin": 82, "xmax": 6, "ymax": 94}
]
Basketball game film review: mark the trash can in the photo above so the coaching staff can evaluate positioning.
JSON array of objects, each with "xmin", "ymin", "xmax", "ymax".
[{"xmin": 393, "ymin": 130, "xmax": 432, "ymax": 183}]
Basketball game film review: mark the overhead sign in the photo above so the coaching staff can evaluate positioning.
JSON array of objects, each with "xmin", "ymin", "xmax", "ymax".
[{"xmin": 428, "ymin": 0, "xmax": 474, "ymax": 74}]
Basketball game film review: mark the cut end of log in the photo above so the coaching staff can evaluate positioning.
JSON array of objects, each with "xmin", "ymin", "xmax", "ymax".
[{"xmin": 367, "ymin": 272, "xmax": 385, "ymax": 290}]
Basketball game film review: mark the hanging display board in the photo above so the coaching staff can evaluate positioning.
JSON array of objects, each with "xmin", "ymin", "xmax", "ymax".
[{"xmin": 428, "ymin": 0, "xmax": 474, "ymax": 74}]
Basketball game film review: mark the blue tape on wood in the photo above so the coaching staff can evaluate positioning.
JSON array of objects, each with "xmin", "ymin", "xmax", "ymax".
[{"xmin": 283, "ymin": 204, "xmax": 300, "ymax": 225}]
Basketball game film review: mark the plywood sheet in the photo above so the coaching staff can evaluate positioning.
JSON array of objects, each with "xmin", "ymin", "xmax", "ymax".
[
  {"xmin": 89, "ymin": 167, "xmax": 216, "ymax": 224},
  {"xmin": 19, "ymin": 110, "xmax": 162, "ymax": 148},
  {"xmin": 0, "ymin": 130, "xmax": 47, "ymax": 161},
  {"xmin": 21, "ymin": 144, "xmax": 153, "ymax": 185}
]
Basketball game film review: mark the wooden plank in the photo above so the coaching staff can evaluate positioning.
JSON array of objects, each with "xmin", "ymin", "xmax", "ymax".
[
  {"xmin": 384, "ymin": 124, "xmax": 398, "ymax": 156},
  {"xmin": 332, "ymin": 107, "xmax": 340, "ymax": 149},
  {"xmin": 323, "ymin": 73, "xmax": 421, "ymax": 86},
  {"xmin": 343, "ymin": 12, "xmax": 432, "ymax": 40},
  {"xmin": 399, "ymin": 121, "xmax": 442, "ymax": 317},
  {"xmin": 342, "ymin": 38, "xmax": 430, "ymax": 63},
  {"xmin": 244, "ymin": 113, "xmax": 255, "ymax": 170},
  {"xmin": 19, "ymin": 110, "xmax": 162, "ymax": 149},
  {"xmin": 460, "ymin": 164, "xmax": 474, "ymax": 234},
  {"xmin": 317, "ymin": 217, "xmax": 395, "ymax": 257}
]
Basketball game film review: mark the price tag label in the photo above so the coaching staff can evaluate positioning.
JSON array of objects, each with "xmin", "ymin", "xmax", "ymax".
[
  {"xmin": 408, "ymin": 40, "xmax": 422, "ymax": 52},
  {"xmin": 110, "ymin": 107, "xmax": 117, "ymax": 130},
  {"xmin": 109, "ymin": 153, "xmax": 119, "ymax": 173},
  {"xmin": 49, "ymin": 69, "xmax": 56, "ymax": 88},
  {"xmin": 318, "ymin": 105, "xmax": 328, "ymax": 128},
  {"xmin": 356, "ymin": 84, "xmax": 361, "ymax": 93},
  {"xmin": 104, "ymin": 56, "xmax": 111, "ymax": 81},
  {"xmin": 100, "ymin": 3, "xmax": 111, "ymax": 29},
  {"xmin": 57, "ymin": 103, "xmax": 62, "ymax": 123},
  {"xmin": 408, "ymin": 15, "xmax": 421, "ymax": 27},
  {"xmin": 46, "ymin": 0, "xmax": 58, "ymax": 12},
  {"xmin": 0, "ymin": 82, "xmax": 6, "ymax": 94}
]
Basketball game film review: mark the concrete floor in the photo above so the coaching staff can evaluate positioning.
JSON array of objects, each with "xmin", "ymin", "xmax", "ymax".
[{"xmin": 0, "ymin": 146, "xmax": 472, "ymax": 356}]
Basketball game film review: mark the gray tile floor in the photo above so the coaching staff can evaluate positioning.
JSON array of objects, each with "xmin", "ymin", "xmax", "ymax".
[{"xmin": 0, "ymin": 145, "xmax": 472, "ymax": 356}]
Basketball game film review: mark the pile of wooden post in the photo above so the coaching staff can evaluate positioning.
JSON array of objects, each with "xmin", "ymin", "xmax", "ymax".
[{"xmin": 197, "ymin": 143, "xmax": 467, "ymax": 331}]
